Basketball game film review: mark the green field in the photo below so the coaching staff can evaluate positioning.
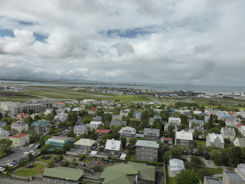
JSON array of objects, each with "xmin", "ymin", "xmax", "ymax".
[
  {"xmin": 0, "ymin": 86, "xmax": 152, "ymax": 102},
  {"xmin": 14, "ymin": 162, "xmax": 46, "ymax": 177}
]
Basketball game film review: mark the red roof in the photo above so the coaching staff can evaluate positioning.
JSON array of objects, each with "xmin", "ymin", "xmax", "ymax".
[
  {"xmin": 95, "ymin": 129, "xmax": 111, "ymax": 134},
  {"xmin": 163, "ymin": 137, "xmax": 173, "ymax": 141},
  {"xmin": 91, "ymin": 107, "xmax": 97, "ymax": 111},
  {"xmin": 17, "ymin": 113, "xmax": 29, "ymax": 119},
  {"xmin": 10, "ymin": 133, "xmax": 28, "ymax": 138},
  {"xmin": 237, "ymin": 123, "xmax": 244, "ymax": 128}
]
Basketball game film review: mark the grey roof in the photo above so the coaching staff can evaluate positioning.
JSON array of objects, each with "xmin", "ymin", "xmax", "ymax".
[
  {"xmin": 224, "ymin": 171, "xmax": 244, "ymax": 181},
  {"xmin": 110, "ymin": 120, "xmax": 127, "ymax": 127},
  {"xmin": 204, "ymin": 176, "xmax": 222, "ymax": 184},
  {"xmin": 144, "ymin": 128, "xmax": 160, "ymax": 137},
  {"xmin": 221, "ymin": 127, "xmax": 236, "ymax": 136},
  {"xmin": 235, "ymin": 138, "xmax": 245, "ymax": 147},
  {"xmin": 136, "ymin": 140, "xmax": 159, "ymax": 148}
]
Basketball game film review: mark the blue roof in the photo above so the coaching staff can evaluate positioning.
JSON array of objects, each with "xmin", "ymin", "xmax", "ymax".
[
  {"xmin": 217, "ymin": 113, "xmax": 231, "ymax": 118},
  {"xmin": 0, "ymin": 121, "xmax": 6, "ymax": 125},
  {"xmin": 153, "ymin": 115, "xmax": 162, "ymax": 120},
  {"xmin": 31, "ymin": 120, "xmax": 48, "ymax": 127}
]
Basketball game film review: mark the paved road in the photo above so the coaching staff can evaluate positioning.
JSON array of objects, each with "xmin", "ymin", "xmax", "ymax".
[
  {"xmin": 0, "ymin": 147, "xmax": 38, "ymax": 166},
  {"xmin": 0, "ymin": 178, "xmax": 43, "ymax": 184}
]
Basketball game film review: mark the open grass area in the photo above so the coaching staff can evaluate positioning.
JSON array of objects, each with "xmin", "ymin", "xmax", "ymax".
[
  {"xmin": 195, "ymin": 167, "xmax": 223, "ymax": 176},
  {"xmin": 195, "ymin": 140, "xmax": 206, "ymax": 146},
  {"xmin": 168, "ymin": 177, "xmax": 176, "ymax": 184},
  {"xmin": 14, "ymin": 162, "xmax": 46, "ymax": 177}
]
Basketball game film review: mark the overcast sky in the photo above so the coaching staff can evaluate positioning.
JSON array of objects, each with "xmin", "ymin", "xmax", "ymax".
[{"xmin": 0, "ymin": 0, "xmax": 245, "ymax": 86}]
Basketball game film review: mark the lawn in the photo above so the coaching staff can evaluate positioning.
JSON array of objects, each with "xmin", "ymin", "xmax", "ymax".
[
  {"xmin": 14, "ymin": 162, "xmax": 46, "ymax": 177},
  {"xmin": 195, "ymin": 140, "xmax": 206, "ymax": 146},
  {"xmin": 168, "ymin": 177, "xmax": 176, "ymax": 184},
  {"xmin": 195, "ymin": 167, "xmax": 223, "ymax": 177}
]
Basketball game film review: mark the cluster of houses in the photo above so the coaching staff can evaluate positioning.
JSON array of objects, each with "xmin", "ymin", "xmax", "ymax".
[{"xmin": 1, "ymin": 99, "xmax": 245, "ymax": 184}]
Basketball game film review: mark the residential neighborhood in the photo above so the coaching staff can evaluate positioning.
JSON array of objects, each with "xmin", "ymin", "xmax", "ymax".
[{"xmin": 0, "ymin": 94, "xmax": 244, "ymax": 184}]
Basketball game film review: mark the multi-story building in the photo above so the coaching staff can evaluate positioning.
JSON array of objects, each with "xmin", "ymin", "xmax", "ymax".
[
  {"xmin": 119, "ymin": 126, "xmax": 136, "ymax": 143},
  {"xmin": 105, "ymin": 139, "xmax": 121, "ymax": 156},
  {"xmin": 1, "ymin": 102, "xmax": 51, "ymax": 115},
  {"xmin": 11, "ymin": 120, "xmax": 28, "ymax": 133},
  {"xmin": 45, "ymin": 136, "xmax": 73, "ymax": 150},
  {"xmin": 175, "ymin": 130, "xmax": 193, "ymax": 146},
  {"xmin": 135, "ymin": 140, "xmax": 159, "ymax": 162},
  {"xmin": 169, "ymin": 159, "xmax": 185, "ymax": 177},
  {"xmin": 206, "ymin": 133, "xmax": 224, "ymax": 148},
  {"xmin": 220, "ymin": 127, "xmax": 236, "ymax": 141},
  {"xmin": 73, "ymin": 138, "xmax": 96, "ymax": 155},
  {"xmin": 0, "ymin": 128, "xmax": 10, "ymax": 139},
  {"xmin": 73, "ymin": 124, "xmax": 87, "ymax": 136},
  {"xmin": 31, "ymin": 120, "xmax": 49, "ymax": 134},
  {"xmin": 143, "ymin": 128, "xmax": 160, "ymax": 140},
  {"xmin": 87, "ymin": 121, "xmax": 102, "ymax": 130},
  {"xmin": 10, "ymin": 133, "xmax": 30, "ymax": 147}
]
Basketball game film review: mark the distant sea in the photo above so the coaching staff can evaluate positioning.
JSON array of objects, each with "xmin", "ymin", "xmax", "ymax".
[{"xmin": 0, "ymin": 80, "xmax": 245, "ymax": 93}]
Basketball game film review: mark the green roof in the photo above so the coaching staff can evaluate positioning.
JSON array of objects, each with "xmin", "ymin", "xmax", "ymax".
[
  {"xmin": 31, "ymin": 120, "xmax": 48, "ymax": 127},
  {"xmin": 100, "ymin": 162, "xmax": 155, "ymax": 184},
  {"xmin": 43, "ymin": 167, "xmax": 83, "ymax": 181}
]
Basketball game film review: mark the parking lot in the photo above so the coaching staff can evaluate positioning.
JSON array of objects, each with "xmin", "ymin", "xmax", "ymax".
[{"xmin": 0, "ymin": 146, "xmax": 39, "ymax": 166}]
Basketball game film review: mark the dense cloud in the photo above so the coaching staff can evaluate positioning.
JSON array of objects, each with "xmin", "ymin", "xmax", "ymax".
[{"xmin": 0, "ymin": 0, "xmax": 245, "ymax": 85}]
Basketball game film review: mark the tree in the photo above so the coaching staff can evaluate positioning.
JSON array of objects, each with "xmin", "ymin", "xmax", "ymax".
[
  {"xmin": 0, "ymin": 139, "xmax": 12, "ymax": 153},
  {"xmin": 167, "ymin": 124, "xmax": 175, "ymax": 138},
  {"xmin": 129, "ymin": 137, "xmax": 137, "ymax": 146},
  {"xmin": 120, "ymin": 137, "xmax": 126, "ymax": 148},
  {"xmin": 46, "ymin": 113, "xmax": 54, "ymax": 121},
  {"xmin": 175, "ymin": 170, "xmax": 199, "ymax": 184}
]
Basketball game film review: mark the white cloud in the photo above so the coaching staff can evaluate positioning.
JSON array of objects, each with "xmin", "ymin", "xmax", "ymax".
[{"xmin": 0, "ymin": 0, "xmax": 244, "ymax": 85}]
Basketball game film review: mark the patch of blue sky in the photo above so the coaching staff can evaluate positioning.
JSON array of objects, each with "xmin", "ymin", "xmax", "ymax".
[
  {"xmin": 0, "ymin": 28, "xmax": 14, "ymax": 37},
  {"xmin": 33, "ymin": 32, "xmax": 48, "ymax": 42},
  {"xmin": 105, "ymin": 27, "xmax": 155, "ymax": 38}
]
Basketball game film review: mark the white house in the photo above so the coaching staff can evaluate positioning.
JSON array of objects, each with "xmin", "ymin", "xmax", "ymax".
[
  {"xmin": 175, "ymin": 130, "xmax": 193, "ymax": 146},
  {"xmin": 233, "ymin": 137, "xmax": 245, "ymax": 148},
  {"xmin": 169, "ymin": 159, "xmax": 185, "ymax": 177},
  {"xmin": 105, "ymin": 139, "xmax": 121, "ymax": 155},
  {"xmin": 220, "ymin": 127, "xmax": 236, "ymax": 141},
  {"xmin": 165, "ymin": 117, "xmax": 181, "ymax": 130},
  {"xmin": 206, "ymin": 133, "xmax": 224, "ymax": 148},
  {"xmin": 0, "ymin": 128, "xmax": 10, "ymax": 139},
  {"xmin": 11, "ymin": 120, "xmax": 28, "ymax": 133},
  {"xmin": 88, "ymin": 121, "xmax": 102, "ymax": 130},
  {"xmin": 119, "ymin": 126, "xmax": 136, "ymax": 142}
]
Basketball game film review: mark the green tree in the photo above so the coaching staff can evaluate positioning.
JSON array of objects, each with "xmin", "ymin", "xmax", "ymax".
[
  {"xmin": 129, "ymin": 137, "xmax": 137, "ymax": 146},
  {"xmin": 167, "ymin": 124, "xmax": 175, "ymax": 138},
  {"xmin": 176, "ymin": 170, "xmax": 199, "ymax": 184},
  {"xmin": 120, "ymin": 136, "xmax": 126, "ymax": 148},
  {"xmin": 0, "ymin": 139, "xmax": 12, "ymax": 153}
]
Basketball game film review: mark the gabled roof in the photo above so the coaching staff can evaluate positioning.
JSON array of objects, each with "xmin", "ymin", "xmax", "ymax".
[
  {"xmin": 100, "ymin": 162, "xmax": 155, "ymax": 184},
  {"xmin": 43, "ymin": 167, "xmax": 83, "ymax": 181},
  {"xmin": 207, "ymin": 133, "xmax": 224, "ymax": 143}
]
